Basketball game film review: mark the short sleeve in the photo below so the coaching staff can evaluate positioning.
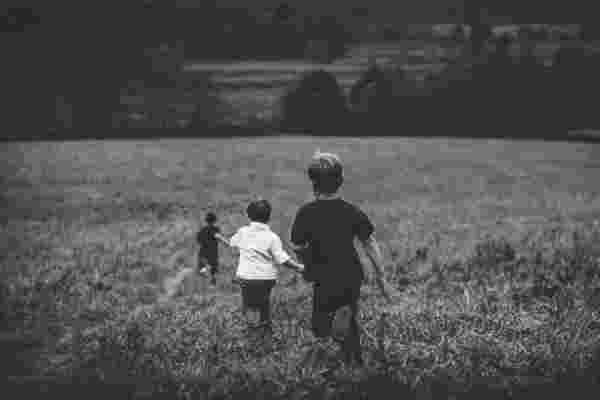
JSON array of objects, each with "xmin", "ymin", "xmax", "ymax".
[
  {"xmin": 270, "ymin": 235, "xmax": 291, "ymax": 265},
  {"xmin": 353, "ymin": 207, "xmax": 374, "ymax": 241},
  {"xmin": 290, "ymin": 207, "xmax": 309, "ymax": 246}
]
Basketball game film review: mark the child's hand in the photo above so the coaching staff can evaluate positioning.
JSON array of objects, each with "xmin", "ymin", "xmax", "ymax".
[
  {"xmin": 214, "ymin": 233, "xmax": 230, "ymax": 246},
  {"xmin": 282, "ymin": 259, "xmax": 304, "ymax": 274}
]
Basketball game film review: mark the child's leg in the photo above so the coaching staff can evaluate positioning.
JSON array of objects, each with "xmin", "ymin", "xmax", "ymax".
[
  {"xmin": 240, "ymin": 280, "xmax": 260, "ymax": 326},
  {"xmin": 197, "ymin": 254, "xmax": 208, "ymax": 274},
  {"xmin": 257, "ymin": 280, "xmax": 276, "ymax": 328},
  {"xmin": 256, "ymin": 280, "xmax": 275, "ymax": 351},
  {"xmin": 210, "ymin": 264, "xmax": 217, "ymax": 285},
  {"xmin": 206, "ymin": 259, "xmax": 218, "ymax": 284},
  {"xmin": 240, "ymin": 280, "xmax": 275, "ymax": 351},
  {"xmin": 340, "ymin": 303, "xmax": 362, "ymax": 365},
  {"xmin": 209, "ymin": 261, "xmax": 219, "ymax": 276},
  {"xmin": 313, "ymin": 283, "xmax": 363, "ymax": 366}
]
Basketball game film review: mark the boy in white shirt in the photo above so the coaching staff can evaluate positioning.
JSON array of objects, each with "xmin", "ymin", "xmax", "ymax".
[{"xmin": 215, "ymin": 199, "xmax": 304, "ymax": 335}]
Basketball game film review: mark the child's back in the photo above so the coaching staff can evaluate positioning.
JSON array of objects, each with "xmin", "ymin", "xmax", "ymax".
[
  {"xmin": 230, "ymin": 222, "xmax": 289, "ymax": 281},
  {"xmin": 291, "ymin": 197, "xmax": 372, "ymax": 285},
  {"xmin": 197, "ymin": 212, "xmax": 221, "ymax": 284}
]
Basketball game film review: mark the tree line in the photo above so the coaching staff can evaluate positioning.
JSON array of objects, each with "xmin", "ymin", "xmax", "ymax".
[{"xmin": 2, "ymin": 1, "xmax": 598, "ymax": 136}]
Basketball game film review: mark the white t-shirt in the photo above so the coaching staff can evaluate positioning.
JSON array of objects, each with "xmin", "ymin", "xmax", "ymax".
[{"xmin": 229, "ymin": 222, "xmax": 291, "ymax": 280}]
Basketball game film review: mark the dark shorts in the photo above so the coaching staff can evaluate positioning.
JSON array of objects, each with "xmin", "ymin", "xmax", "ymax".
[
  {"xmin": 238, "ymin": 279, "xmax": 276, "ymax": 323},
  {"xmin": 312, "ymin": 282, "xmax": 361, "ymax": 339}
]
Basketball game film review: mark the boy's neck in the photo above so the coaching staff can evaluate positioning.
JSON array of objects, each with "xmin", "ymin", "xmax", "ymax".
[
  {"xmin": 249, "ymin": 221, "xmax": 269, "ymax": 227},
  {"xmin": 315, "ymin": 192, "xmax": 340, "ymax": 200}
]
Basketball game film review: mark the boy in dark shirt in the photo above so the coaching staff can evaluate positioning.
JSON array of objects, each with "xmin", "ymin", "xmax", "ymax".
[
  {"xmin": 290, "ymin": 150, "xmax": 396, "ymax": 366},
  {"xmin": 196, "ymin": 212, "xmax": 221, "ymax": 285}
]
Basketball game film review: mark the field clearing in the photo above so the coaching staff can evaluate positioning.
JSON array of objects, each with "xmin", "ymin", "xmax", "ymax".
[
  {"xmin": 3, "ymin": 137, "xmax": 600, "ymax": 397},
  {"xmin": 1, "ymin": 136, "xmax": 595, "ymax": 305},
  {"xmin": 2, "ymin": 137, "xmax": 600, "ymax": 270}
]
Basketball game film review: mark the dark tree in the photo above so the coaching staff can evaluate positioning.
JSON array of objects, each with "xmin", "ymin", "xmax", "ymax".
[
  {"xmin": 466, "ymin": 6, "xmax": 491, "ymax": 57},
  {"xmin": 3, "ymin": 2, "xmax": 167, "ymax": 134},
  {"xmin": 1, "ymin": 0, "xmax": 217, "ymax": 135},
  {"xmin": 580, "ymin": 23, "xmax": 600, "ymax": 41},
  {"xmin": 273, "ymin": 2, "xmax": 295, "ymax": 22},
  {"xmin": 280, "ymin": 70, "xmax": 348, "ymax": 133},
  {"xmin": 350, "ymin": 7, "xmax": 369, "ymax": 18}
]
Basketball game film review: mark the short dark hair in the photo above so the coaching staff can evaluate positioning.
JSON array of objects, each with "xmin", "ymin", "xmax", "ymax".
[
  {"xmin": 246, "ymin": 200, "xmax": 271, "ymax": 223},
  {"xmin": 307, "ymin": 152, "xmax": 343, "ymax": 195},
  {"xmin": 205, "ymin": 212, "xmax": 217, "ymax": 224}
]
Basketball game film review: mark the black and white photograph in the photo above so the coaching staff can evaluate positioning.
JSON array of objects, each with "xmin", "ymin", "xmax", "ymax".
[{"xmin": 2, "ymin": 1, "xmax": 600, "ymax": 399}]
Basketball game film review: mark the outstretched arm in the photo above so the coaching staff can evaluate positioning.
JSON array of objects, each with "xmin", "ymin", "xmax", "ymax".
[
  {"xmin": 282, "ymin": 258, "xmax": 304, "ymax": 273},
  {"xmin": 358, "ymin": 234, "xmax": 394, "ymax": 302},
  {"xmin": 289, "ymin": 242, "xmax": 310, "ymax": 265},
  {"xmin": 271, "ymin": 237, "xmax": 304, "ymax": 274},
  {"xmin": 214, "ymin": 232, "xmax": 231, "ymax": 247}
]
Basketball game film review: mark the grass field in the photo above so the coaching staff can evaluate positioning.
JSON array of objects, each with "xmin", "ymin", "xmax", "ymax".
[{"xmin": 3, "ymin": 137, "xmax": 600, "ymax": 398}]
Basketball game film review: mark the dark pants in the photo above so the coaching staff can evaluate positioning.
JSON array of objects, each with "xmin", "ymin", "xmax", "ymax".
[
  {"xmin": 312, "ymin": 282, "xmax": 362, "ymax": 364},
  {"xmin": 238, "ymin": 279, "xmax": 276, "ymax": 328}
]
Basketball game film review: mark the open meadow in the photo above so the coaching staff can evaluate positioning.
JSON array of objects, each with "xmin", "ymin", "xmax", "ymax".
[{"xmin": 3, "ymin": 137, "xmax": 600, "ymax": 399}]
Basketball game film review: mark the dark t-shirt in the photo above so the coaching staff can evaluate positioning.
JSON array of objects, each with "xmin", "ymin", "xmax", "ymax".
[
  {"xmin": 290, "ymin": 198, "xmax": 374, "ymax": 286},
  {"xmin": 196, "ymin": 225, "xmax": 220, "ymax": 262}
]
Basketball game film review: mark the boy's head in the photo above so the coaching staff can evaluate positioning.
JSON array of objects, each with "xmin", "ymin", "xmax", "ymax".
[
  {"xmin": 307, "ymin": 150, "xmax": 343, "ymax": 195},
  {"xmin": 205, "ymin": 212, "xmax": 217, "ymax": 225},
  {"xmin": 246, "ymin": 199, "xmax": 271, "ymax": 224}
]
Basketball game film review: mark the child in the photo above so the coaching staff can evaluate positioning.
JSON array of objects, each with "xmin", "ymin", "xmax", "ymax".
[
  {"xmin": 196, "ymin": 212, "xmax": 221, "ymax": 285},
  {"xmin": 290, "ymin": 150, "xmax": 397, "ymax": 366},
  {"xmin": 216, "ymin": 199, "xmax": 304, "ymax": 338}
]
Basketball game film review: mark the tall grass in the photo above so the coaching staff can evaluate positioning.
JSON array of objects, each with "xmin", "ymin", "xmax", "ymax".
[
  {"xmin": 3, "ymin": 211, "xmax": 600, "ymax": 399},
  {"xmin": 2, "ymin": 138, "xmax": 600, "ymax": 398}
]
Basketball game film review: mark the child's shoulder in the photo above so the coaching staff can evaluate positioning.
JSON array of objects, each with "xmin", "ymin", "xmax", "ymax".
[
  {"xmin": 302, "ymin": 198, "xmax": 358, "ymax": 211},
  {"xmin": 232, "ymin": 225, "xmax": 248, "ymax": 235}
]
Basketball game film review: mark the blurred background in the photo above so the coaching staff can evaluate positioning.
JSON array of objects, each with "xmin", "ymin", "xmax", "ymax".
[{"xmin": 2, "ymin": 1, "xmax": 599, "ymax": 138}]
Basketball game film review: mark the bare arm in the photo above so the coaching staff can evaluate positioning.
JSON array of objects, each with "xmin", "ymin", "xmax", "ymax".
[
  {"xmin": 289, "ymin": 242, "xmax": 310, "ymax": 265},
  {"xmin": 282, "ymin": 258, "xmax": 304, "ymax": 273},
  {"xmin": 359, "ymin": 235, "xmax": 393, "ymax": 301},
  {"xmin": 214, "ymin": 232, "xmax": 231, "ymax": 247}
]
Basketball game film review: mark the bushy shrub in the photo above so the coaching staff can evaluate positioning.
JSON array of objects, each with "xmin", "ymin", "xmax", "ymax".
[
  {"xmin": 347, "ymin": 64, "xmax": 427, "ymax": 133},
  {"xmin": 408, "ymin": 38, "xmax": 582, "ymax": 137},
  {"xmin": 115, "ymin": 65, "xmax": 228, "ymax": 130},
  {"xmin": 279, "ymin": 70, "xmax": 348, "ymax": 134},
  {"xmin": 348, "ymin": 64, "xmax": 392, "ymax": 113}
]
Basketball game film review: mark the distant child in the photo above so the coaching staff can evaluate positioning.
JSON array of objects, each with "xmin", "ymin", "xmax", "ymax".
[
  {"xmin": 290, "ymin": 150, "xmax": 397, "ymax": 366},
  {"xmin": 196, "ymin": 212, "xmax": 222, "ymax": 285},
  {"xmin": 216, "ymin": 200, "xmax": 304, "ymax": 338}
]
